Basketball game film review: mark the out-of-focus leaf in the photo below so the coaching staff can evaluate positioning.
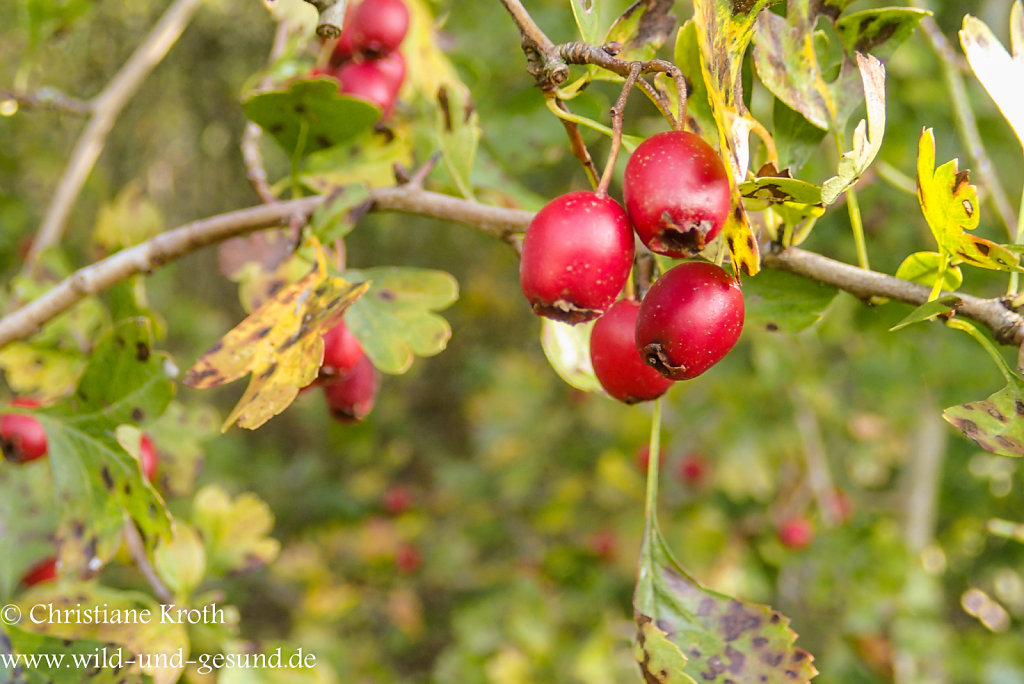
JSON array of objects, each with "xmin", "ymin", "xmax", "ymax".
[
  {"xmin": 403, "ymin": 0, "xmax": 462, "ymax": 101},
  {"xmin": 33, "ymin": 319, "xmax": 174, "ymax": 576},
  {"xmin": 692, "ymin": 0, "xmax": 773, "ymax": 275},
  {"xmin": 894, "ymin": 252, "xmax": 962, "ymax": 291},
  {"xmin": 0, "ymin": 342, "xmax": 84, "ymax": 402},
  {"xmin": 184, "ymin": 242, "xmax": 369, "ymax": 430},
  {"xmin": 888, "ymin": 295, "xmax": 961, "ymax": 332},
  {"xmin": 570, "ymin": 0, "xmax": 616, "ymax": 45},
  {"xmin": 93, "ymin": 181, "xmax": 163, "ymax": 254},
  {"xmin": 153, "ymin": 521, "xmax": 206, "ymax": 600},
  {"xmin": 834, "ymin": 8, "xmax": 930, "ymax": 61},
  {"xmin": 821, "ymin": 53, "xmax": 886, "ymax": 204},
  {"xmin": 673, "ymin": 20, "xmax": 715, "ymax": 136},
  {"xmin": 300, "ymin": 128, "xmax": 416, "ymax": 191},
  {"xmin": 635, "ymin": 520, "xmax": 817, "ymax": 683},
  {"xmin": 960, "ymin": 3, "xmax": 1024, "ymax": 150},
  {"xmin": 0, "ymin": 462, "xmax": 56, "ymax": 600},
  {"xmin": 192, "ymin": 485, "xmax": 280, "ymax": 576},
  {"xmin": 2, "ymin": 624, "xmax": 145, "ymax": 684},
  {"xmin": 344, "ymin": 267, "xmax": 459, "ymax": 375},
  {"xmin": 634, "ymin": 619, "xmax": 699, "ymax": 683},
  {"xmin": 242, "ymin": 78, "xmax": 380, "ymax": 157},
  {"xmin": 753, "ymin": 7, "xmax": 835, "ymax": 130},
  {"xmin": 14, "ymin": 584, "xmax": 186, "ymax": 684},
  {"xmin": 916, "ymin": 128, "xmax": 1023, "ymax": 272},
  {"xmin": 606, "ymin": 0, "xmax": 677, "ymax": 62},
  {"xmin": 309, "ymin": 184, "xmax": 371, "ymax": 244},
  {"xmin": 944, "ymin": 377, "xmax": 1024, "ymax": 457},
  {"xmin": 436, "ymin": 83, "xmax": 480, "ymax": 200},
  {"xmin": 540, "ymin": 318, "xmax": 601, "ymax": 393},
  {"xmin": 744, "ymin": 269, "xmax": 838, "ymax": 332},
  {"xmin": 143, "ymin": 401, "xmax": 219, "ymax": 497},
  {"xmin": 772, "ymin": 99, "xmax": 829, "ymax": 173}
]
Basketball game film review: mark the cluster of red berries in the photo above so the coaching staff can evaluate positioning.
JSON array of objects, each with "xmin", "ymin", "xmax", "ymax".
[
  {"xmin": 312, "ymin": 0, "xmax": 410, "ymax": 117},
  {"xmin": 520, "ymin": 130, "xmax": 742, "ymax": 404},
  {"xmin": 1, "ymin": 398, "xmax": 160, "ymax": 587},
  {"xmin": 316, "ymin": 318, "xmax": 380, "ymax": 423}
]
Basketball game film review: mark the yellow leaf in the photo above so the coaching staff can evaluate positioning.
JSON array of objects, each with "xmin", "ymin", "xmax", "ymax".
[
  {"xmin": 184, "ymin": 241, "xmax": 369, "ymax": 430},
  {"xmin": 916, "ymin": 128, "xmax": 1022, "ymax": 272}
]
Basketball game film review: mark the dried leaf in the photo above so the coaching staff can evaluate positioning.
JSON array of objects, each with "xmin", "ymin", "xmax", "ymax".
[
  {"xmin": 960, "ymin": 3, "xmax": 1024, "ymax": 150},
  {"xmin": 184, "ymin": 242, "xmax": 369, "ymax": 430}
]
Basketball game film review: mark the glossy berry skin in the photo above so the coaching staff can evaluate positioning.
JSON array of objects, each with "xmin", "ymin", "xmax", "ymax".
[
  {"xmin": 635, "ymin": 262, "xmax": 744, "ymax": 381},
  {"xmin": 21, "ymin": 556, "xmax": 57, "ymax": 587},
  {"xmin": 351, "ymin": 0, "xmax": 410, "ymax": 55},
  {"xmin": 520, "ymin": 192, "xmax": 634, "ymax": 324},
  {"xmin": 369, "ymin": 50, "xmax": 406, "ymax": 92},
  {"xmin": 323, "ymin": 353, "xmax": 379, "ymax": 423},
  {"xmin": 1, "ymin": 398, "xmax": 47, "ymax": 463},
  {"xmin": 337, "ymin": 60, "xmax": 400, "ymax": 115},
  {"xmin": 322, "ymin": 319, "xmax": 365, "ymax": 378},
  {"xmin": 778, "ymin": 516, "xmax": 815, "ymax": 550},
  {"xmin": 623, "ymin": 131, "xmax": 731, "ymax": 258},
  {"xmin": 590, "ymin": 300, "xmax": 674, "ymax": 404},
  {"xmin": 139, "ymin": 433, "xmax": 158, "ymax": 483}
]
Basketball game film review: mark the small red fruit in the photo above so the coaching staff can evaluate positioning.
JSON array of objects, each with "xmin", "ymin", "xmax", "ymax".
[
  {"xmin": 21, "ymin": 556, "xmax": 57, "ymax": 587},
  {"xmin": 323, "ymin": 354, "xmax": 379, "ymax": 423},
  {"xmin": 1, "ymin": 398, "xmax": 47, "ymax": 463},
  {"xmin": 337, "ymin": 59, "xmax": 400, "ymax": 115},
  {"xmin": 139, "ymin": 433, "xmax": 158, "ymax": 483},
  {"xmin": 675, "ymin": 452, "xmax": 710, "ymax": 487},
  {"xmin": 382, "ymin": 485, "xmax": 413, "ymax": 515},
  {"xmin": 635, "ymin": 262, "xmax": 744, "ymax": 381},
  {"xmin": 351, "ymin": 0, "xmax": 410, "ymax": 55},
  {"xmin": 519, "ymin": 191, "xmax": 634, "ymax": 324},
  {"xmin": 369, "ymin": 50, "xmax": 406, "ymax": 92},
  {"xmin": 329, "ymin": 1, "xmax": 359, "ymax": 63},
  {"xmin": 588, "ymin": 529, "xmax": 618, "ymax": 563},
  {"xmin": 778, "ymin": 516, "xmax": 815, "ymax": 550},
  {"xmin": 623, "ymin": 130, "xmax": 731, "ymax": 258},
  {"xmin": 590, "ymin": 300, "xmax": 674, "ymax": 404},
  {"xmin": 395, "ymin": 543, "xmax": 421, "ymax": 574},
  {"xmin": 322, "ymin": 319, "xmax": 365, "ymax": 378}
]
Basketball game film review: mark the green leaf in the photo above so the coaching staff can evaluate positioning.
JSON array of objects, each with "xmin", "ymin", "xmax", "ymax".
[
  {"xmin": 570, "ymin": 0, "xmax": 616, "ymax": 45},
  {"xmin": 34, "ymin": 319, "xmax": 174, "ymax": 575},
  {"xmin": 436, "ymin": 83, "xmax": 480, "ymax": 200},
  {"xmin": 153, "ymin": 521, "xmax": 206, "ymax": 600},
  {"xmin": 0, "ymin": 461, "xmax": 57, "ymax": 600},
  {"xmin": 144, "ymin": 401, "xmax": 220, "ymax": 498},
  {"xmin": 540, "ymin": 318, "xmax": 602, "ymax": 393},
  {"xmin": 888, "ymin": 295, "xmax": 961, "ymax": 332},
  {"xmin": 673, "ymin": 20, "xmax": 715, "ymax": 137},
  {"xmin": 12, "ymin": 584, "xmax": 187, "ymax": 684},
  {"xmin": 0, "ymin": 342, "xmax": 85, "ymax": 403},
  {"xmin": 192, "ymin": 486, "xmax": 280, "ymax": 576},
  {"xmin": 944, "ymin": 378, "xmax": 1024, "ymax": 457},
  {"xmin": 634, "ymin": 619, "xmax": 699, "ymax": 683},
  {"xmin": 93, "ymin": 181, "xmax": 163, "ymax": 254},
  {"xmin": 821, "ymin": 53, "xmax": 886, "ymax": 204},
  {"xmin": 2, "ymin": 624, "xmax": 149, "ymax": 684},
  {"xmin": 772, "ymin": 99, "xmax": 828, "ymax": 173},
  {"xmin": 744, "ymin": 269, "xmax": 838, "ymax": 332},
  {"xmin": 606, "ymin": 0, "xmax": 677, "ymax": 62},
  {"xmin": 308, "ymin": 184, "xmax": 371, "ymax": 244},
  {"xmin": 740, "ymin": 172, "xmax": 825, "ymax": 207},
  {"xmin": 635, "ymin": 521, "xmax": 818, "ymax": 683},
  {"xmin": 242, "ymin": 78, "xmax": 380, "ymax": 157},
  {"xmin": 960, "ymin": 3, "xmax": 1024, "ymax": 151},
  {"xmin": 344, "ymin": 267, "xmax": 459, "ymax": 375},
  {"xmin": 894, "ymin": 251, "xmax": 962, "ymax": 291},
  {"xmin": 834, "ymin": 8, "xmax": 930, "ymax": 61}
]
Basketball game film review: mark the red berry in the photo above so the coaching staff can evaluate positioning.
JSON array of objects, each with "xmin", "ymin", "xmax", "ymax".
[
  {"xmin": 588, "ymin": 529, "xmax": 618, "ymax": 562},
  {"xmin": 369, "ymin": 50, "xmax": 406, "ymax": 92},
  {"xmin": 778, "ymin": 517, "xmax": 815, "ymax": 550},
  {"xmin": 323, "ymin": 353, "xmax": 379, "ymax": 423},
  {"xmin": 589, "ymin": 300, "xmax": 674, "ymax": 403},
  {"xmin": 826, "ymin": 489, "xmax": 854, "ymax": 524},
  {"xmin": 21, "ymin": 556, "xmax": 57, "ymax": 587},
  {"xmin": 139, "ymin": 433, "xmax": 158, "ymax": 483},
  {"xmin": 623, "ymin": 131, "xmax": 731, "ymax": 258},
  {"xmin": 322, "ymin": 319, "xmax": 365, "ymax": 378},
  {"xmin": 1, "ymin": 398, "xmax": 47, "ymax": 463},
  {"xmin": 519, "ymin": 191, "xmax": 634, "ymax": 324},
  {"xmin": 675, "ymin": 452, "xmax": 710, "ymax": 487},
  {"xmin": 395, "ymin": 543, "xmax": 421, "ymax": 574},
  {"xmin": 382, "ymin": 485, "xmax": 413, "ymax": 515},
  {"xmin": 329, "ymin": 1, "xmax": 359, "ymax": 63},
  {"xmin": 351, "ymin": 0, "xmax": 410, "ymax": 55},
  {"xmin": 337, "ymin": 60, "xmax": 400, "ymax": 115},
  {"xmin": 635, "ymin": 262, "xmax": 744, "ymax": 381}
]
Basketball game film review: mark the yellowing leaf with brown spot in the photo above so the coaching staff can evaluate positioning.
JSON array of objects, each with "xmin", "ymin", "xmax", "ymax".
[
  {"xmin": 184, "ymin": 244, "xmax": 369, "ymax": 430},
  {"xmin": 916, "ymin": 128, "xmax": 1023, "ymax": 272}
]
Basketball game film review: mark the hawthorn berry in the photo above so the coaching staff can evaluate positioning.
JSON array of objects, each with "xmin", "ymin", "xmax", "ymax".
[
  {"xmin": 323, "ymin": 353, "xmax": 379, "ymax": 423},
  {"xmin": 635, "ymin": 262, "xmax": 744, "ymax": 381},
  {"xmin": 519, "ymin": 191, "xmax": 634, "ymax": 324},
  {"xmin": 623, "ymin": 130, "xmax": 731, "ymax": 258},
  {"xmin": 778, "ymin": 516, "xmax": 815, "ymax": 550},
  {"xmin": 589, "ymin": 299, "xmax": 673, "ymax": 404},
  {"xmin": 337, "ymin": 60, "xmax": 401, "ymax": 115},
  {"xmin": 21, "ymin": 556, "xmax": 57, "ymax": 587},
  {"xmin": 395, "ymin": 542, "xmax": 421, "ymax": 574},
  {"xmin": 322, "ymin": 319, "xmax": 365, "ymax": 378},
  {"xmin": 383, "ymin": 485, "xmax": 414, "ymax": 515},
  {"xmin": 675, "ymin": 452, "xmax": 710, "ymax": 487},
  {"xmin": 1, "ymin": 398, "xmax": 47, "ymax": 463},
  {"xmin": 351, "ymin": 0, "xmax": 410, "ymax": 55}
]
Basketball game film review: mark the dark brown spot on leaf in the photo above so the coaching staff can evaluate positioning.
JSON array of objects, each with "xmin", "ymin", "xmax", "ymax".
[
  {"xmin": 765, "ymin": 322, "xmax": 779, "ymax": 331},
  {"xmin": 725, "ymin": 645, "xmax": 745, "ymax": 674},
  {"xmin": 752, "ymin": 637, "xmax": 769, "ymax": 648},
  {"xmin": 762, "ymin": 651, "xmax": 784, "ymax": 667},
  {"xmin": 101, "ymin": 466, "xmax": 114, "ymax": 489},
  {"xmin": 377, "ymin": 289, "xmax": 397, "ymax": 301},
  {"xmin": 438, "ymin": 86, "xmax": 452, "ymax": 132},
  {"xmin": 131, "ymin": 408, "xmax": 144, "ymax": 422},
  {"xmin": 136, "ymin": 342, "xmax": 150, "ymax": 361},
  {"xmin": 987, "ymin": 407, "xmax": 1007, "ymax": 422},
  {"xmin": 698, "ymin": 598, "xmax": 715, "ymax": 616}
]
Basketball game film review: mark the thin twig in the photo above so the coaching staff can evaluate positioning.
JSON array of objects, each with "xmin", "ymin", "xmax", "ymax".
[
  {"xmin": 123, "ymin": 522, "xmax": 174, "ymax": 603},
  {"xmin": 552, "ymin": 98, "xmax": 600, "ymax": 187},
  {"xmin": 0, "ymin": 88, "xmax": 92, "ymax": 116},
  {"xmin": 28, "ymin": 0, "xmax": 205, "ymax": 265},
  {"xmin": 598, "ymin": 63, "xmax": 642, "ymax": 195},
  {"xmin": 497, "ymin": 0, "xmax": 568, "ymax": 90}
]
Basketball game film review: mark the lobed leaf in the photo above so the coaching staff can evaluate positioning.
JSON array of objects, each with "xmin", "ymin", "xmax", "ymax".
[
  {"xmin": 960, "ymin": 3, "xmax": 1024, "ymax": 151},
  {"xmin": 191, "ymin": 485, "xmax": 280, "ymax": 576},
  {"xmin": 343, "ymin": 267, "xmax": 459, "ymax": 375},
  {"xmin": 184, "ymin": 242, "xmax": 370, "ymax": 430},
  {"xmin": 634, "ymin": 619, "xmax": 699, "ymax": 684}
]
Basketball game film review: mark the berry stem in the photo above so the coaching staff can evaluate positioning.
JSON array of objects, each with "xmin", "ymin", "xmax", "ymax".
[
  {"xmin": 550, "ymin": 97, "xmax": 601, "ymax": 188},
  {"xmin": 643, "ymin": 399, "xmax": 663, "ymax": 526},
  {"xmin": 597, "ymin": 63, "xmax": 641, "ymax": 196}
]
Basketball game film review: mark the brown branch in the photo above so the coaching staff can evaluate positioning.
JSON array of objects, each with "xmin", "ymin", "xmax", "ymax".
[
  {"xmin": 554, "ymin": 98, "xmax": 600, "ymax": 187},
  {"xmin": 123, "ymin": 522, "xmax": 174, "ymax": 603},
  {"xmin": 498, "ymin": 0, "xmax": 568, "ymax": 90},
  {"xmin": 0, "ymin": 88, "xmax": 92, "ymax": 116},
  {"xmin": 28, "ymin": 0, "xmax": 204, "ymax": 265}
]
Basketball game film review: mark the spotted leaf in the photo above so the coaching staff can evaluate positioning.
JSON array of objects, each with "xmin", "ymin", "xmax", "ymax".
[
  {"xmin": 635, "ymin": 619, "xmax": 699, "ymax": 683},
  {"xmin": 1, "ymin": 625, "xmax": 146, "ymax": 684},
  {"xmin": 834, "ymin": 8, "xmax": 930, "ymax": 61},
  {"xmin": 635, "ymin": 520, "xmax": 817, "ymax": 683},
  {"xmin": 184, "ymin": 242, "xmax": 370, "ymax": 430},
  {"xmin": 944, "ymin": 379, "xmax": 1024, "ymax": 457}
]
